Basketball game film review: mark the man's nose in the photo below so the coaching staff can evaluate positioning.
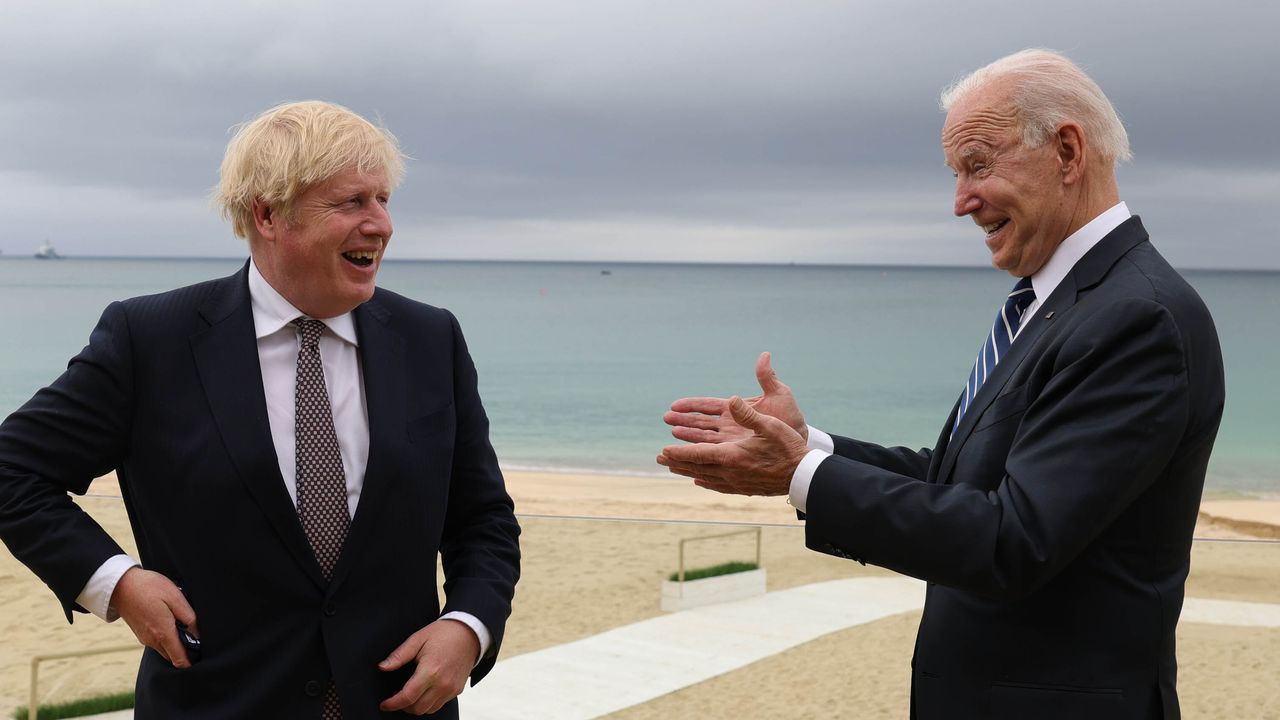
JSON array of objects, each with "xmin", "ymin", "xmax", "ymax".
[
  {"xmin": 954, "ymin": 180, "xmax": 981, "ymax": 217},
  {"xmin": 363, "ymin": 202, "xmax": 393, "ymax": 240}
]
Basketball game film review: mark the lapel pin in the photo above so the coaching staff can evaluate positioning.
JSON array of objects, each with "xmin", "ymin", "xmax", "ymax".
[{"xmin": 1044, "ymin": 311, "xmax": 1055, "ymax": 320}]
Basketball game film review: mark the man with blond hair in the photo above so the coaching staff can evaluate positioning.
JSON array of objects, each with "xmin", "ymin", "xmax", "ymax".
[
  {"xmin": 662, "ymin": 50, "xmax": 1223, "ymax": 718},
  {"xmin": 0, "ymin": 101, "xmax": 520, "ymax": 718}
]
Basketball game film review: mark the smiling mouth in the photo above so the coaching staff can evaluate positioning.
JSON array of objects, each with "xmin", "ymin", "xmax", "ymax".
[
  {"xmin": 342, "ymin": 250, "xmax": 377, "ymax": 268},
  {"xmin": 982, "ymin": 220, "xmax": 1009, "ymax": 237}
]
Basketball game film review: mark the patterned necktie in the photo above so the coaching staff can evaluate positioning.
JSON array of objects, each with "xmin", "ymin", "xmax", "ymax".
[
  {"xmin": 953, "ymin": 277, "xmax": 1036, "ymax": 433},
  {"xmin": 292, "ymin": 318, "xmax": 350, "ymax": 720},
  {"xmin": 293, "ymin": 318, "xmax": 351, "ymax": 577}
]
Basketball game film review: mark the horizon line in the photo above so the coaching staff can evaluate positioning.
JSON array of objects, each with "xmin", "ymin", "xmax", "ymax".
[{"xmin": 0, "ymin": 254, "xmax": 1276, "ymax": 274}]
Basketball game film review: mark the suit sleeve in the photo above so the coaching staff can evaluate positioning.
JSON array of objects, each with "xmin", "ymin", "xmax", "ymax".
[
  {"xmin": 438, "ymin": 311, "xmax": 520, "ymax": 683},
  {"xmin": 827, "ymin": 434, "xmax": 934, "ymax": 481},
  {"xmin": 805, "ymin": 298, "xmax": 1192, "ymax": 600},
  {"xmin": 0, "ymin": 302, "xmax": 134, "ymax": 621}
]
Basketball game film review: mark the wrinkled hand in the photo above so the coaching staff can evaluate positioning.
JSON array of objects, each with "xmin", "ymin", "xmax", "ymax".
[
  {"xmin": 379, "ymin": 619, "xmax": 480, "ymax": 715},
  {"xmin": 664, "ymin": 352, "xmax": 808, "ymax": 444},
  {"xmin": 658, "ymin": 395, "xmax": 810, "ymax": 496},
  {"xmin": 111, "ymin": 567, "xmax": 198, "ymax": 669}
]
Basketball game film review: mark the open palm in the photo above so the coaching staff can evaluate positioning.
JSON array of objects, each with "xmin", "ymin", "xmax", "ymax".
[{"xmin": 664, "ymin": 352, "xmax": 807, "ymax": 444}]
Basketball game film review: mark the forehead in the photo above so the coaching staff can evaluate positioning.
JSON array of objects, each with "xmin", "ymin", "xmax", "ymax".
[
  {"xmin": 941, "ymin": 85, "xmax": 1020, "ymax": 164},
  {"xmin": 308, "ymin": 166, "xmax": 391, "ymax": 196}
]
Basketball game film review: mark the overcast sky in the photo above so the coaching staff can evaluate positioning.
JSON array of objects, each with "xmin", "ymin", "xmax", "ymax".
[{"xmin": 1, "ymin": 0, "xmax": 1276, "ymax": 268}]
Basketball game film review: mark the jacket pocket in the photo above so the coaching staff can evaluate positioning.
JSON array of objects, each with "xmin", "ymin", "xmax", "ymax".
[
  {"xmin": 973, "ymin": 384, "xmax": 1028, "ymax": 432},
  {"xmin": 990, "ymin": 681, "xmax": 1125, "ymax": 719}
]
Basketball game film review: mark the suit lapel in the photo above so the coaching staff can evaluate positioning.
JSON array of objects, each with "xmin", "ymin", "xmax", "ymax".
[
  {"xmin": 933, "ymin": 216, "xmax": 1151, "ymax": 485},
  {"xmin": 329, "ymin": 296, "xmax": 405, "ymax": 590},
  {"xmin": 936, "ymin": 276, "xmax": 1074, "ymax": 483},
  {"xmin": 189, "ymin": 263, "xmax": 326, "ymax": 590}
]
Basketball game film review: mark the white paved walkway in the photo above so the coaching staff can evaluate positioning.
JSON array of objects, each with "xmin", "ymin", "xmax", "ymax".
[
  {"xmin": 461, "ymin": 577, "xmax": 926, "ymax": 720},
  {"xmin": 1182, "ymin": 596, "xmax": 1280, "ymax": 627}
]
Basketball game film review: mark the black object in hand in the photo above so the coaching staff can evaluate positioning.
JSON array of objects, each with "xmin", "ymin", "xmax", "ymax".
[{"xmin": 176, "ymin": 621, "xmax": 202, "ymax": 663}]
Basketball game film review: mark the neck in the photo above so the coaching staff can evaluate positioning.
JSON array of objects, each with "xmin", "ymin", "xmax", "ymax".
[{"xmin": 1064, "ymin": 168, "xmax": 1120, "ymax": 239}]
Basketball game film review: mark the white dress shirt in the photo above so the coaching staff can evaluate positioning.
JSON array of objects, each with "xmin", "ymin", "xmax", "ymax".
[
  {"xmin": 788, "ymin": 202, "xmax": 1132, "ymax": 512},
  {"xmin": 77, "ymin": 260, "xmax": 490, "ymax": 659}
]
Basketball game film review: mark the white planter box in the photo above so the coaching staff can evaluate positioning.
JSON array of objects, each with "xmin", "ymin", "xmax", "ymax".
[{"xmin": 660, "ymin": 568, "xmax": 767, "ymax": 612}]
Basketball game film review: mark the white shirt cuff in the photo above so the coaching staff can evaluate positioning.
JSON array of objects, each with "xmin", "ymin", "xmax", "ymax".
[
  {"xmin": 789, "ymin": 449, "xmax": 831, "ymax": 514},
  {"xmin": 76, "ymin": 554, "xmax": 139, "ymax": 622},
  {"xmin": 806, "ymin": 426, "xmax": 834, "ymax": 453},
  {"xmin": 440, "ymin": 611, "xmax": 492, "ymax": 667}
]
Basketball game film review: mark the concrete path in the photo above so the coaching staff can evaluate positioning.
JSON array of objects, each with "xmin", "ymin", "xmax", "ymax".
[
  {"xmin": 1182, "ymin": 596, "xmax": 1280, "ymax": 627},
  {"xmin": 461, "ymin": 576, "xmax": 926, "ymax": 720}
]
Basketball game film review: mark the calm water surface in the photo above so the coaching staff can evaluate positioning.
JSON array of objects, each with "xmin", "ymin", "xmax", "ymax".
[{"xmin": 1, "ymin": 257, "xmax": 1275, "ymax": 494}]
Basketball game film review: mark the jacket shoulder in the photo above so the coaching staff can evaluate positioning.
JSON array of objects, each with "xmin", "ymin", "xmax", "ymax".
[
  {"xmin": 114, "ymin": 268, "xmax": 245, "ymax": 326},
  {"xmin": 367, "ymin": 286, "xmax": 456, "ymax": 328}
]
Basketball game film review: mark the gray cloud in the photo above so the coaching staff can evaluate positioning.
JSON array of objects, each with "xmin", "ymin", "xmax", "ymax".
[{"xmin": 0, "ymin": 0, "xmax": 1276, "ymax": 268}]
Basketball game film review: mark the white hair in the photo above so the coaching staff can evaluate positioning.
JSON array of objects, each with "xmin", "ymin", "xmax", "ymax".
[{"xmin": 940, "ymin": 49, "xmax": 1131, "ymax": 165}]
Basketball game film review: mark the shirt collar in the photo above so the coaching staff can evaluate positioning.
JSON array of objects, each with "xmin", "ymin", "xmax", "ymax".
[
  {"xmin": 247, "ymin": 259, "xmax": 360, "ymax": 346},
  {"xmin": 1030, "ymin": 201, "xmax": 1131, "ymax": 302}
]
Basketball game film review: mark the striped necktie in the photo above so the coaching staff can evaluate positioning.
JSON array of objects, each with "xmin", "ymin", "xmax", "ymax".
[{"xmin": 953, "ymin": 277, "xmax": 1036, "ymax": 433}]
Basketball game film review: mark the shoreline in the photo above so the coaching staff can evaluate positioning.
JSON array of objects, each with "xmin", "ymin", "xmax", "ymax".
[{"xmin": 84, "ymin": 470, "xmax": 1280, "ymax": 539}]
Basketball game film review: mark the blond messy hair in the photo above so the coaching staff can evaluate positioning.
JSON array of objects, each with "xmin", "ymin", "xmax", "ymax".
[
  {"xmin": 940, "ymin": 49, "xmax": 1131, "ymax": 166},
  {"xmin": 215, "ymin": 100, "xmax": 406, "ymax": 239}
]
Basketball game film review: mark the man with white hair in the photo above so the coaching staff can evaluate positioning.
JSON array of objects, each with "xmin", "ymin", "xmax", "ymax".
[
  {"xmin": 661, "ymin": 49, "xmax": 1224, "ymax": 718},
  {"xmin": 0, "ymin": 101, "xmax": 520, "ymax": 718}
]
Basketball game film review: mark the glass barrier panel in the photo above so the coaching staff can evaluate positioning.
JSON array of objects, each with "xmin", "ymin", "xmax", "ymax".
[{"xmin": 3, "ymin": 495, "xmax": 1277, "ymax": 719}]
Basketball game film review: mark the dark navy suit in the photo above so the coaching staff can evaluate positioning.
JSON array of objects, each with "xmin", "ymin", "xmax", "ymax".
[
  {"xmin": 804, "ymin": 218, "xmax": 1224, "ymax": 719},
  {"xmin": 0, "ymin": 263, "xmax": 521, "ymax": 718}
]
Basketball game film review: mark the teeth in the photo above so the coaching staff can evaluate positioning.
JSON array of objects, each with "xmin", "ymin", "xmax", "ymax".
[
  {"xmin": 982, "ymin": 220, "xmax": 1007, "ymax": 235},
  {"xmin": 344, "ymin": 250, "xmax": 377, "ymax": 260}
]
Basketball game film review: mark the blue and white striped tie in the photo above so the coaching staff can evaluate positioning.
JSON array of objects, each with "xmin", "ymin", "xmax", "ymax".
[{"xmin": 953, "ymin": 277, "xmax": 1036, "ymax": 433}]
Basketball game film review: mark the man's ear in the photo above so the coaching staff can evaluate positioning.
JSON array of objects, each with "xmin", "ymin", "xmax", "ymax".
[
  {"xmin": 1055, "ymin": 122, "xmax": 1086, "ymax": 185},
  {"xmin": 251, "ymin": 198, "xmax": 278, "ymax": 241}
]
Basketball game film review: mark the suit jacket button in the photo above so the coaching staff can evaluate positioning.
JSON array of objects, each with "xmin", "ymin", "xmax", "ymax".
[
  {"xmin": 324, "ymin": 601, "xmax": 338, "ymax": 617},
  {"xmin": 304, "ymin": 680, "xmax": 323, "ymax": 697}
]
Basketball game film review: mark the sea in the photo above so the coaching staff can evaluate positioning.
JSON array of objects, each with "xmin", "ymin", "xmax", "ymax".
[{"xmin": 1, "ymin": 257, "xmax": 1276, "ymax": 495}]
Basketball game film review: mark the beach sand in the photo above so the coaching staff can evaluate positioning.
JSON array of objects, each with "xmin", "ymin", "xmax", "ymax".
[{"xmin": 1, "ymin": 471, "xmax": 1277, "ymax": 718}]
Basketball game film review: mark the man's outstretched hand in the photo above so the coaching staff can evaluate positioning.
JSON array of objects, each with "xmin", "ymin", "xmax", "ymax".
[
  {"xmin": 664, "ymin": 352, "xmax": 808, "ymax": 445},
  {"xmin": 658, "ymin": 395, "xmax": 809, "ymax": 496}
]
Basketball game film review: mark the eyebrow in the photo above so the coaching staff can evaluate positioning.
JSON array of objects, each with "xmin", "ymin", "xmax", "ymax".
[{"xmin": 943, "ymin": 143, "xmax": 991, "ymax": 170}]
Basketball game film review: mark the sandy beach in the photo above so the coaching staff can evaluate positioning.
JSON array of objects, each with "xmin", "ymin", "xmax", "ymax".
[{"xmin": 1, "ymin": 470, "xmax": 1277, "ymax": 718}]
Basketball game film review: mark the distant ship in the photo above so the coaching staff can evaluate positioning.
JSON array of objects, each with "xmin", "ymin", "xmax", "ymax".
[{"xmin": 35, "ymin": 240, "xmax": 60, "ymax": 259}]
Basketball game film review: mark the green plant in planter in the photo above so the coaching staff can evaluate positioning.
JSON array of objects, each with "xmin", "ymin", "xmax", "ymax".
[
  {"xmin": 13, "ymin": 691, "xmax": 135, "ymax": 720},
  {"xmin": 668, "ymin": 561, "xmax": 759, "ymax": 582}
]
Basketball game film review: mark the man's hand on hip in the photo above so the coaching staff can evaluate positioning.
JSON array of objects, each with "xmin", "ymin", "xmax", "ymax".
[
  {"xmin": 111, "ymin": 567, "xmax": 198, "ymax": 669},
  {"xmin": 658, "ymin": 394, "xmax": 809, "ymax": 495},
  {"xmin": 379, "ymin": 618, "xmax": 480, "ymax": 715}
]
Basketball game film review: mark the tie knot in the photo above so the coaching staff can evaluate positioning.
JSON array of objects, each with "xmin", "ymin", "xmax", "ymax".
[
  {"xmin": 293, "ymin": 318, "xmax": 325, "ymax": 349},
  {"xmin": 1007, "ymin": 277, "xmax": 1036, "ymax": 316}
]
